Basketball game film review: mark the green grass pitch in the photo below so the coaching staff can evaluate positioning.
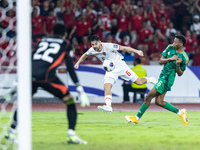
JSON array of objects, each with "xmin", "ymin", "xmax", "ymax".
[{"xmin": 1, "ymin": 111, "xmax": 200, "ymax": 150}]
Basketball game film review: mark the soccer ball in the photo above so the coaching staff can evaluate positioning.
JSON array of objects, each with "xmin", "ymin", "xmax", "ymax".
[{"xmin": 102, "ymin": 59, "xmax": 115, "ymax": 72}]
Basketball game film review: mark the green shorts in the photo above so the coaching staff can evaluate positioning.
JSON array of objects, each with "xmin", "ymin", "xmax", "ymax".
[{"xmin": 154, "ymin": 79, "xmax": 172, "ymax": 94}]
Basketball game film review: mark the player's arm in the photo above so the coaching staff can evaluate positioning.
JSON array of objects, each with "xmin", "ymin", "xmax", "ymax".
[
  {"xmin": 74, "ymin": 52, "xmax": 88, "ymax": 69},
  {"xmin": 175, "ymin": 58, "xmax": 184, "ymax": 76},
  {"xmin": 159, "ymin": 55, "xmax": 178, "ymax": 65},
  {"xmin": 66, "ymin": 54, "xmax": 79, "ymax": 84},
  {"xmin": 119, "ymin": 45, "xmax": 144, "ymax": 56},
  {"xmin": 66, "ymin": 52, "xmax": 90, "ymax": 107}
]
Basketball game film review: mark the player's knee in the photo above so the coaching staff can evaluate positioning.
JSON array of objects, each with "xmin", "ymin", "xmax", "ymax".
[
  {"xmin": 62, "ymin": 94, "xmax": 75, "ymax": 105},
  {"xmin": 104, "ymin": 78, "xmax": 115, "ymax": 85},
  {"xmin": 134, "ymin": 78, "xmax": 143, "ymax": 85},
  {"xmin": 155, "ymin": 100, "xmax": 164, "ymax": 107}
]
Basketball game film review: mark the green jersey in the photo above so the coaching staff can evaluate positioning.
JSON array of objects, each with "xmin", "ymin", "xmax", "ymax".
[{"xmin": 154, "ymin": 44, "xmax": 189, "ymax": 94}]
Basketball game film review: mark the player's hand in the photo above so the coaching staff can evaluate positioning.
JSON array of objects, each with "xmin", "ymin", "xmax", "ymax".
[
  {"xmin": 76, "ymin": 86, "xmax": 90, "ymax": 107},
  {"xmin": 137, "ymin": 50, "xmax": 144, "ymax": 56},
  {"xmin": 74, "ymin": 63, "xmax": 79, "ymax": 69},
  {"xmin": 80, "ymin": 92, "xmax": 90, "ymax": 107},
  {"xmin": 170, "ymin": 55, "xmax": 178, "ymax": 61},
  {"xmin": 176, "ymin": 58, "xmax": 182, "ymax": 65}
]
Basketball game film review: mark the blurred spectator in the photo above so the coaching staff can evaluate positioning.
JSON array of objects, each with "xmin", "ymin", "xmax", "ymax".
[
  {"xmin": 69, "ymin": 13, "xmax": 91, "ymax": 44},
  {"xmin": 49, "ymin": 1, "xmax": 55, "ymax": 10},
  {"xmin": 129, "ymin": 7, "xmax": 145, "ymax": 45},
  {"xmin": 155, "ymin": 14, "xmax": 168, "ymax": 36},
  {"xmin": 145, "ymin": 5, "xmax": 157, "ymax": 29},
  {"xmin": 149, "ymin": 36, "xmax": 163, "ymax": 61},
  {"xmin": 79, "ymin": 36, "xmax": 90, "ymax": 55},
  {"xmin": 110, "ymin": 3, "xmax": 118, "ymax": 34},
  {"xmin": 173, "ymin": 0, "xmax": 189, "ymax": 31},
  {"xmin": 40, "ymin": 0, "xmax": 49, "ymax": 16},
  {"xmin": 155, "ymin": 3, "xmax": 170, "ymax": 23},
  {"xmin": 193, "ymin": 46, "xmax": 200, "ymax": 66},
  {"xmin": 77, "ymin": 0, "xmax": 88, "ymax": 9},
  {"xmin": 96, "ymin": 1, "xmax": 105, "ymax": 15},
  {"xmin": 184, "ymin": 30, "xmax": 198, "ymax": 65},
  {"xmin": 116, "ymin": 6, "xmax": 129, "ymax": 33},
  {"xmin": 83, "ymin": 4, "xmax": 97, "ymax": 26},
  {"xmin": 92, "ymin": 18, "xmax": 103, "ymax": 40},
  {"xmin": 137, "ymin": 21, "xmax": 153, "ymax": 55},
  {"xmin": 104, "ymin": 0, "xmax": 114, "ymax": 9},
  {"xmin": 190, "ymin": 15, "xmax": 200, "ymax": 43},
  {"xmin": 32, "ymin": 7, "xmax": 45, "ymax": 42},
  {"xmin": 72, "ymin": 37, "xmax": 81, "ymax": 56},
  {"xmin": 44, "ymin": 9, "xmax": 56, "ymax": 36},
  {"xmin": 165, "ymin": 22, "xmax": 177, "ymax": 44},
  {"xmin": 121, "ymin": 0, "xmax": 135, "ymax": 16},
  {"xmin": 189, "ymin": 0, "xmax": 200, "ymax": 17},
  {"xmin": 115, "ymin": 29, "xmax": 133, "ymax": 61},
  {"xmin": 98, "ymin": 6, "xmax": 112, "ymax": 40},
  {"xmin": 62, "ymin": 5, "xmax": 75, "ymax": 35},
  {"xmin": 54, "ymin": 0, "xmax": 65, "ymax": 24},
  {"xmin": 105, "ymin": 33, "xmax": 116, "ymax": 43}
]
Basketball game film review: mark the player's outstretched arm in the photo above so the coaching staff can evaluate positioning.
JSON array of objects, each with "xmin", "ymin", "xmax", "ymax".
[
  {"xmin": 119, "ymin": 45, "xmax": 144, "ymax": 56},
  {"xmin": 74, "ymin": 52, "xmax": 88, "ymax": 69}
]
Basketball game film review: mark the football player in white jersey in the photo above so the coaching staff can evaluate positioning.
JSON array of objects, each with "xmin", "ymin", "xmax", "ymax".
[{"xmin": 74, "ymin": 35, "xmax": 157, "ymax": 112}]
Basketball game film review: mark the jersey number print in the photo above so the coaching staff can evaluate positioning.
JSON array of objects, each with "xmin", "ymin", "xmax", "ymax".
[{"xmin": 33, "ymin": 42, "xmax": 61, "ymax": 63}]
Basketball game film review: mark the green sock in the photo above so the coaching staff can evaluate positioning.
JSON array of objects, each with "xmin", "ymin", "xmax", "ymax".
[
  {"xmin": 136, "ymin": 103, "xmax": 149, "ymax": 119},
  {"xmin": 163, "ymin": 102, "xmax": 179, "ymax": 114},
  {"xmin": 66, "ymin": 98, "xmax": 75, "ymax": 105}
]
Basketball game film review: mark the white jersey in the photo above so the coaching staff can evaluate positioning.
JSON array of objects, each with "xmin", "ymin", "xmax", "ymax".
[
  {"xmin": 86, "ymin": 42, "xmax": 138, "ymax": 83},
  {"xmin": 86, "ymin": 42, "xmax": 124, "ymax": 62}
]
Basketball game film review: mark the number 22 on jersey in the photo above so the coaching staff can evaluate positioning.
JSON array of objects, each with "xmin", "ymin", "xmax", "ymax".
[{"xmin": 33, "ymin": 42, "xmax": 60, "ymax": 63}]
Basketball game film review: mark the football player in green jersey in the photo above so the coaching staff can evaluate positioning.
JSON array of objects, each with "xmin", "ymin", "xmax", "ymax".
[{"xmin": 125, "ymin": 35, "xmax": 189, "ymax": 125}]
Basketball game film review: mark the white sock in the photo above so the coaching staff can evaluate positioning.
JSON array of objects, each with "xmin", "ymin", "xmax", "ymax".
[
  {"xmin": 136, "ymin": 116, "xmax": 140, "ymax": 120},
  {"xmin": 105, "ymin": 95, "xmax": 112, "ymax": 106},
  {"xmin": 144, "ymin": 77, "xmax": 150, "ymax": 83},
  {"xmin": 68, "ymin": 129, "xmax": 76, "ymax": 136},
  {"xmin": 177, "ymin": 110, "xmax": 181, "ymax": 116}
]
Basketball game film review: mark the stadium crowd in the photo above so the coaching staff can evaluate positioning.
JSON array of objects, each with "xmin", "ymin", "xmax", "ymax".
[{"xmin": 0, "ymin": 0, "xmax": 200, "ymax": 66}]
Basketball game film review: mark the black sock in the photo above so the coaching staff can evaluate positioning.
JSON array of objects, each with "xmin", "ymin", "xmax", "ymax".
[
  {"xmin": 67, "ymin": 103, "xmax": 77, "ymax": 130},
  {"xmin": 11, "ymin": 109, "xmax": 17, "ymax": 129}
]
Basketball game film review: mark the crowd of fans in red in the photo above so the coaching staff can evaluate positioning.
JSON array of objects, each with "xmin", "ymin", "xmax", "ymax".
[{"xmin": 0, "ymin": 0, "xmax": 200, "ymax": 66}]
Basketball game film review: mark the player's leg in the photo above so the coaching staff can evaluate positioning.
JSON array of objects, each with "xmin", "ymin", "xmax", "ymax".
[
  {"xmin": 123, "ymin": 66, "xmax": 157, "ymax": 85},
  {"xmin": 97, "ymin": 78, "xmax": 114, "ymax": 113},
  {"xmin": 5, "ymin": 81, "xmax": 38, "ymax": 140},
  {"xmin": 4, "ymin": 109, "xmax": 17, "ymax": 141},
  {"xmin": 125, "ymin": 87, "xmax": 158, "ymax": 124},
  {"xmin": 41, "ymin": 78, "xmax": 87, "ymax": 144},
  {"xmin": 155, "ymin": 93, "xmax": 188, "ymax": 125}
]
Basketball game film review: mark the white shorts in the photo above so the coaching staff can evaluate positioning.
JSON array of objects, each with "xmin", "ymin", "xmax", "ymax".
[{"xmin": 103, "ymin": 60, "xmax": 138, "ymax": 84}]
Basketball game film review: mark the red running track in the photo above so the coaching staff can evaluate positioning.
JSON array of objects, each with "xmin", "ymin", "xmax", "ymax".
[{"xmin": 1, "ymin": 103, "xmax": 200, "ymax": 111}]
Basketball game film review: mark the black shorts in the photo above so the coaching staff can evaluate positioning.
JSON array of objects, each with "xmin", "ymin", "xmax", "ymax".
[{"xmin": 32, "ymin": 76, "xmax": 70, "ymax": 99}]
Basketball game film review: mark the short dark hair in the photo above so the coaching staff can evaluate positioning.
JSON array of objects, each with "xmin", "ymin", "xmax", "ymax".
[
  {"xmin": 134, "ymin": 58, "xmax": 141, "ymax": 64},
  {"xmin": 175, "ymin": 34, "xmax": 186, "ymax": 45},
  {"xmin": 90, "ymin": 35, "xmax": 100, "ymax": 42},
  {"xmin": 53, "ymin": 23, "xmax": 66, "ymax": 37}
]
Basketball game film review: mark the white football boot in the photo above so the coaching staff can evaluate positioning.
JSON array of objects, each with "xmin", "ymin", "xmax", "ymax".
[{"xmin": 97, "ymin": 105, "xmax": 112, "ymax": 113}]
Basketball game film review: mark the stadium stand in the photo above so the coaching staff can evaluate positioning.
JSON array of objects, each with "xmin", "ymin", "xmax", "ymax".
[{"xmin": 1, "ymin": 0, "xmax": 200, "ymax": 66}]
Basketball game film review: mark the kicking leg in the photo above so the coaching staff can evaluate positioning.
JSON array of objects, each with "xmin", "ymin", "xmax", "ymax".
[{"xmin": 125, "ymin": 87, "xmax": 158, "ymax": 124}]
